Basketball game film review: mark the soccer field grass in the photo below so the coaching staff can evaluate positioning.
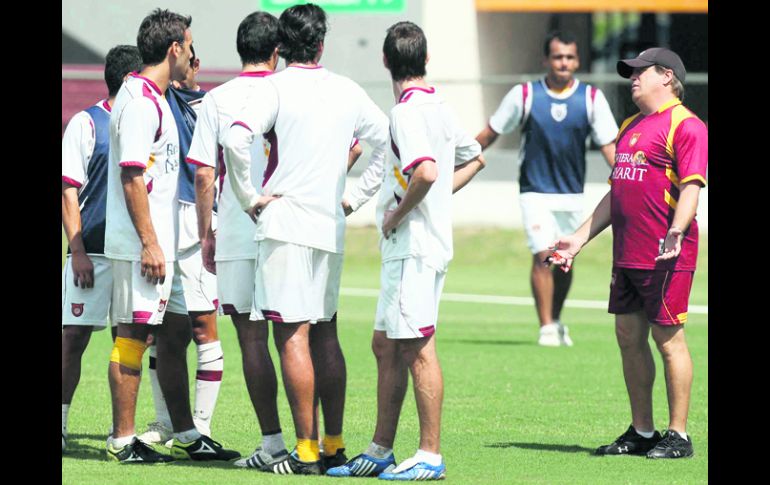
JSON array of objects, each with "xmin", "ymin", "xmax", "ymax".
[{"xmin": 62, "ymin": 228, "xmax": 708, "ymax": 484}]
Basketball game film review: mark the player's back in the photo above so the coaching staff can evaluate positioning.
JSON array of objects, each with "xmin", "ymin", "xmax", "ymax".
[{"xmin": 256, "ymin": 66, "xmax": 373, "ymax": 253}]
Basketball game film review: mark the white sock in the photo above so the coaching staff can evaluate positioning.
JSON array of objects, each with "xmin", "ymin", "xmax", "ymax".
[
  {"xmin": 175, "ymin": 428, "xmax": 202, "ymax": 443},
  {"xmin": 262, "ymin": 431, "xmax": 286, "ymax": 455},
  {"xmin": 414, "ymin": 449, "xmax": 442, "ymax": 466},
  {"xmin": 675, "ymin": 430, "xmax": 688, "ymax": 440},
  {"xmin": 365, "ymin": 442, "xmax": 393, "ymax": 459},
  {"xmin": 634, "ymin": 427, "xmax": 656, "ymax": 439},
  {"xmin": 194, "ymin": 341, "xmax": 224, "ymax": 436},
  {"xmin": 62, "ymin": 404, "xmax": 70, "ymax": 437},
  {"xmin": 110, "ymin": 434, "xmax": 136, "ymax": 448},
  {"xmin": 148, "ymin": 345, "xmax": 172, "ymax": 429}
]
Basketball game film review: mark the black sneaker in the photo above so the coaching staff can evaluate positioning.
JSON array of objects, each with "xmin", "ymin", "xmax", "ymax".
[
  {"xmin": 171, "ymin": 435, "xmax": 241, "ymax": 461},
  {"xmin": 262, "ymin": 449, "xmax": 323, "ymax": 475},
  {"xmin": 595, "ymin": 425, "xmax": 662, "ymax": 455},
  {"xmin": 107, "ymin": 437, "xmax": 174, "ymax": 463},
  {"xmin": 646, "ymin": 430, "xmax": 694, "ymax": 459},
  {"xmin": 322, "ymin": 448, "xmax": 347, "ymax": 470}
]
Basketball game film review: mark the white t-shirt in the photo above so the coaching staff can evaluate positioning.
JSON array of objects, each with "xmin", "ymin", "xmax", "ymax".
[
  {"xmin": 187, "ymin": 71, "xmax": 276, "ymax": 261},
  {"xmin": 489, "ymin": 78, "xmax": 618, "ymax": 146},
  {"xmin": 226, "ymin": 66, "xmax": 389, "ymax": 254},
  {"xmin": 376, "ymin": 87, "xmax": 482, "ymax": 272},
  {"xmin": 62, "ymin": 104, "xmax": 102, "ymax": 188},
  {"xmin": 105, "ymin": 75, "xmax": 180, "ymax": 262}
]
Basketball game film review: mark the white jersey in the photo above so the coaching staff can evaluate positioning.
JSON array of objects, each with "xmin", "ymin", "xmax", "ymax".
[
  {"xmin": 226, "ymin": 65, "xmax": 389, "ymax": 254},
  {"xmin": 376, "ymin": 87, "xmax": 482, "ymax": 272},
  {"xmin": 61, "ymin": 103, "xmax": 103, "ymax": 188},
  {"xmin": 187, "ymin": 72, "xmax": 275, "ymax": 261},
  {"xmin": 105, "ymin": 74, "xmax": 180, "ymax": 262}
]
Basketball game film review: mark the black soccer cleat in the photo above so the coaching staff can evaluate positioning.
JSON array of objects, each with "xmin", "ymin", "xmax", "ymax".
[
  {"xmin": 171, "ymin": 435, "xmax": 241, "ymax": 461},
  {"xmin": 595, "ymin": 425, "xmax": 662, "ymax": 455},
  {"xmin": 646, "ymin": 430, "xmax": 694, "ymax": 459},
  {"xmin": 107, "ymin": 437, "xmax": 175, "ymax": 464},
  {"xmin": 322, "ymin": 448, "xmax": 348, "ymax": 470},
  {"xmin": 262, "ymin": 449, "xmax": 323, "ymax": 475}
]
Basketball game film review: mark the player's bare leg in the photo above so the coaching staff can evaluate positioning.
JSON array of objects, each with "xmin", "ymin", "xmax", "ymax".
[
  {"xmin": 154, "ymin": 311, "xmax": 196, "ymax": 433},
  {"xmin": 310, "ymin": 315, "xmax": 346, "ymax": 437},
  {"xmin": 62, "ymin": 325, "xmax": 94, "ymax": 405},
  {"xmin": 399, "ymin": 335, "xmax": 443, "ymax": 454},
  {"xmin": 234, "ymin": 315, "xmax": 281, "ymax": 432},
  {"xmin": 109, "ymin": 323, "xmax": 152, "ymax": 438},
  {"xmin": 651, "ymin": 324, "xmax": 692, "ymax": 433},
  {"xmin": 273, "ymin": 322, "xmax": 317, "ymax": 442},
  {"xmin": 531, "ymin": 251, "xmax": 555, "ymax": 326},
  {"xmin": 372, "ymin": 330, "xmax": 408, "ymax": 448},
  {"xmin": 615, "ymin": 311, "xmax": 656, "ymax": 432}
]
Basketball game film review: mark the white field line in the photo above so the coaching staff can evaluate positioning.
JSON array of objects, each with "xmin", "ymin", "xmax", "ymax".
[{"xmin": 340, "ymin": 287, "xmax": 708, "ymax": 315}]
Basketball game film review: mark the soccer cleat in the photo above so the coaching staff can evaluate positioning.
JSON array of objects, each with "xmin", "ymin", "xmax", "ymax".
[
  {"xmin": 326, "ymin": 452, "xmax": 397, "ymax": 477},
  {"xmin": 171, "ymin": 435, "xmax": 241, "ymax": 461},
  {"xmin": 234, "ymin": 447, "xmax": 289, "ymax": 468},
  {"xmin": 322, "ymin": 448, "xmax": 348, "ymax": 470},
  {"xmin": 106, "ymin": 437, "xmax": 174, "ymax": 464},
  {"xmin": 558, "ymin": 322, "xmax": 574, "ymax": 347},
  {"xmin": 378, "ymin": 457, "xmax": 446, "ymax": 481},
  {"xmin": 595, "ymin": 425, "xmax": 662, "ymax": 455},
  {"xmin": 138, "ymin": 421, "xmax": 174, "ymax": 447},
  {"xmin": 538, "ymin": 323, "xmax": 561, "ymax": 347},
  {"xmin": 262, "ymin": 449, "xmax": 323, "ymax": 475},
  {"xmin": 646, "ymin": 430, "xmax": 694, "ymax": 459}
]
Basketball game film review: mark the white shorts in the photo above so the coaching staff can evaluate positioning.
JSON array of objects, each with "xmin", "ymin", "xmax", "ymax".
[
  {"xmin": 519, "ymin": 192, "xmax": 583, "ymax": 254},
  {"xmin": 174, "ymin": 244, "xmax": 218, "ymax": 313},
  {"xmin": 374, "ymin": 257, "xmax": 446, "ymax": 339},
  {"xmin": 251, "ymin": 239, "xmax": 343, "ymax": 324},
  {"xmin": 217, "ymin": 259, "xmax": 257, "ymax": 317},
  {"xmin": 110, "ymin": 260, "xmax": 175, "ymax": 325},
  {"xmin": 62, "ymin": 255, "xmax": 113, "ymax": 329}
]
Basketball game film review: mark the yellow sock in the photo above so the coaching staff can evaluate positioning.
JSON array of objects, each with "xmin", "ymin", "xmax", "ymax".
[
  {"xmin": 296, "ymin": 438, "xmax": 320, "ymax": 462},
  {"xmin": 322, "ymin": 434, "xmax": 345, "ymax": 456}
]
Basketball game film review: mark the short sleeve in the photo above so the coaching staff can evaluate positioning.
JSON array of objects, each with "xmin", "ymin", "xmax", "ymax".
[
  {"xmin": 392, "ymin": 107, "xmax": 435, "ymax": 175},
  {"xmin": 589, "ymin": 88, "xmax": 619, "ymax": 146},
  {"xmin": 117, "ymin": 97, "xmax": 160, "ymax": 168},
  {"xmin": 488, "ymin": 84, "xmax": 524, "ymax": 135},
  {"xmin": 187, "ymin": 92, "xmax": 220, "ymax": 168},
  {"xmin": 62, "ymin": 111, "xmax": 95, "ymax": 187},
  {"xmin": 674, "ymin": 117, "xmax": 708, "ymax": 186}
]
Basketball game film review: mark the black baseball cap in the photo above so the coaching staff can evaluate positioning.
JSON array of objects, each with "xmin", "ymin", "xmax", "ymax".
[{"xmin": 617, "ymin": 47, "xmax": 686, "ymax": 82}]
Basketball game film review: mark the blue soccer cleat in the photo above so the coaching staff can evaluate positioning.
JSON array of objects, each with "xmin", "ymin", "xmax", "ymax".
[
  {"xmin": 326, "ymin": 453, "xmax": 397, "ymax": 477},
  {"xmin": 378, "ymin": 458, "xmax": 446, "ymax": 481}
]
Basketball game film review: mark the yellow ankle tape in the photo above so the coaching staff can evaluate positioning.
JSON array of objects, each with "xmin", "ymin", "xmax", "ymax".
[
  {"xmin": 296, "ymin": 438, "xmax": 320, "ymax": 462},
  {"xmin": 109, "ymin": 337, "xmax": 147, "ymax": 371},
  {"xmin": 322, "ymin": 434, "xmax": 345, "ymax": 456}
]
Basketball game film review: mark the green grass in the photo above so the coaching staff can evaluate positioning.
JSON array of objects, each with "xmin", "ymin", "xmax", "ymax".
[{"xmin": 62, "ymin": 227, "xmax": 707, "ymax": 484}]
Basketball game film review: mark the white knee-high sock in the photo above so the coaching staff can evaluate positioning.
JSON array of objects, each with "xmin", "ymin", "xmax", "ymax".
[
  {"xmin": 193, "ymin": 341, "xmax": 224, "ymax": 436},
  {"xmin": 148, "ymin": 345, "xmax": 172, "ymax": 429}
]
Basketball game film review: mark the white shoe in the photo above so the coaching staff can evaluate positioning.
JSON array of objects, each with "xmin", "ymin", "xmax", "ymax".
[
  {"xmin": 234, "ymin": 446, "xmax": 289, "ymax": 468},
  {"xmin": 558, "ymin": 322, "xmax": 574, "ymax": 347},
  {"xmin": 538, "ymin": 323, "xmax": 561, "ymax": 347},
  {"xmin": 137, "ymin": 421, "xmax": 174, "ymax": 447}
]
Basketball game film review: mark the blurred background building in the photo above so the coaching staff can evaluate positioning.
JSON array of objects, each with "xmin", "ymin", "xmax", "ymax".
[{"xmin": 62, "ymin": 0, "xmax": 708, "ymax": 229}]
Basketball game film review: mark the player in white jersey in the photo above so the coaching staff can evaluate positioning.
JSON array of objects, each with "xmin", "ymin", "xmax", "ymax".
[
  {"xmin": 185, "ymin": 11, "xmax": 291, "ymax": 469},
  {"xmin": 327, "ymin": 22, "xmax": 486, "ymax": 481},
  {"xmin": 104, "ymin": 8, "xmax": 238, "ymax": 464},
  {"xmin": 223, "ymin": 3, "xmax": 389, "ymax": 475},
  {"xmin": 62, "ymin": 45, "xmax": 143, "ymax": 453}
]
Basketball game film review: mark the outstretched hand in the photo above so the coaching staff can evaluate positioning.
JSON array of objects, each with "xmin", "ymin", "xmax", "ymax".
[{"xmin": 544, "ymin": 236, "xmax": 585, "ymax": 273}]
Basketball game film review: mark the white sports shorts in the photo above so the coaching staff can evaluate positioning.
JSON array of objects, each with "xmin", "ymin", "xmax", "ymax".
[
  {"xmin": 374, "ymin": 257, "xmax": 446, "ymax": 339},
  {"xmin": 519, "ymin": 192, "xmax": 584, "ymax": 254},
  {"xmin": 62, "ymin": 255, "xmax": 113, "ymax": 329},
  {"xmin": 173, "ymin": 244, "xmax": 218, "ymax": 314},
  {"xmin": 110, "ymin": 260, "xmax": 175, "ymax": 325},
  {"xmin": 217, "ymin": 259, "xmax": 259, "ymax": 318},
  {"xmin": 251, "ymin": 239, "xmax": 342, "ymax": 324}
]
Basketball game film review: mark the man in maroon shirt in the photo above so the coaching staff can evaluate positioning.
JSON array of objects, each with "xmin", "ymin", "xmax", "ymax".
[{"xmin": 550, "ymin": 47, "xmax": 707, "ymax": 459}]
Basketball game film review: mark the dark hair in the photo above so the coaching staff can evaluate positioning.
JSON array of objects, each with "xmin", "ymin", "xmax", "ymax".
[
  {"xmin": 383, "ymin": 21, "xmax": 427, "ymax": 82},
  {"xmin": 543, "ymin": 30, "xmax": 577, "ymax": 57},
  {"xmin": 137, "ymin": 8, "xmax": 192, "ymax": 65},
  {"xmin": 237, "ymin": 11, "xmax": 279, "ymax": 65},
  {"xmin": 278, "ymin": 3, "xmax": 327, "ymax": 64},
  {"xmin": 104, "ymin": 45, "xmax": 143, "ymax": 96}
]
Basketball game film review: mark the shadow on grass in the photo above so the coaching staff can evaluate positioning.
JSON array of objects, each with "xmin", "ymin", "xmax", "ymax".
[
  {"xmin": 486, "ymin": 442, "xmax": 595, "ymax": 455},
  {"xmin": 444, "ymin": 339, "xmax": 533, "ymax": 346}
]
